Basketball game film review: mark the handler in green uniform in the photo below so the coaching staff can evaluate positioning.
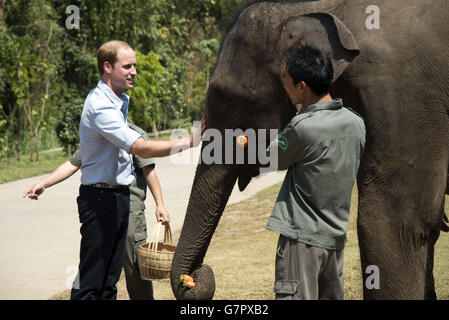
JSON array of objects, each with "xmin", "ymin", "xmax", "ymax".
[
  {"xmin": 266, "ymin": 46, "xmax": 365, "ymax": 300},
  {"xmin": 24, "ymin": 122, "xmax": 169, "ymax": 300}
]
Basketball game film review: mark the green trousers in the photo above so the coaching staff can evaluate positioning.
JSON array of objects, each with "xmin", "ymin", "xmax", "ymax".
[
  {"xmin": 123, "ymin": 209, "xmax": 154, "ymax": 300},
  {"xmin": 274, "ymin": 235, "xmax": 344, "ymax": 300}
]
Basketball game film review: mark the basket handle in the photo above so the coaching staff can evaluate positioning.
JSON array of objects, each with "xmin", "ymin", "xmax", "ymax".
[
  {"xmin": 147, "ymin": 220, "xmax": 173, "ymax": 253},
  {"xmin": 148, "ymin": 221, "xmax": 163, "ymax": 253},
  {"xmin": 164, "ymin": 222, "xmax": 173, "ymax": 245}
]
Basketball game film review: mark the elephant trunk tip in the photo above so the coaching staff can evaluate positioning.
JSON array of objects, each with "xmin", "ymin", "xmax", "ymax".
[{"xmin": 171, "ymin": 264, "xmax": 216, "ymax": 300}]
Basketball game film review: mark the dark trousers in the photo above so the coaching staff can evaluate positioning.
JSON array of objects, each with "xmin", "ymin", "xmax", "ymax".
[{"xmin": 71, "ymin": 185, "xmax": 130, "ymax": 300}]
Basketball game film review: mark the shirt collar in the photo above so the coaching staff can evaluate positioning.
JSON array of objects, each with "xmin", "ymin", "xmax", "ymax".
[
  {"xmin": 97, "ymin": 80, "xmax": 129, "ymax": 109},
  {"xmin": 299, "ymin": 98, "xmax": 343, "ymax": 115}
]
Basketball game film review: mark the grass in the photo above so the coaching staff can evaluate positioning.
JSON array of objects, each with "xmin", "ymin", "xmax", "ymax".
[
  {"xmin": 149, "ymin": 133, "xmax": 175, "ymax": 141},
  {"xmin": 0, "ymin": 133, "xmax": 174, "ymax": 184},
  {"xmin": 435, "ymin": 197, "xmax": 449, "ymax": 299},
  {"xmin": 0, "ymin": 150, "xmax": 70, "ymax": 184},
  {"xmin": 50, "ymin": 183, "xmax": 449, "ymax": 300},
  {"xmin": 149, "ymin": 183, "xmax": 362, "ymax": 300}
]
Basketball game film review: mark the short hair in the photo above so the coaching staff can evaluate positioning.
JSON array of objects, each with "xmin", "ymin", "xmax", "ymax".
[
  {"xmin": 97, "ymin": 40, "xmax": 133, "ymax": 75},
  {"xmin": 281, "ymin": 46, "xmax": 333, "ymax": 95}
]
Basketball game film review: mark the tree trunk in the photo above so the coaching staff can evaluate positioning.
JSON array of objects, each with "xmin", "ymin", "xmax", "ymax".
[
  {"xmin": 0, "ymin": 0, "xmax": 4, "ymax": 20},
  {"xmin": 16, "ymin": 109, "xmax": 22, "ymax": 161},
  {"xmin": 152, "ymin": 120, "xmax": 159, "ymax": 137},
  {"xmin": 35, "ymin": 79, "xmax": 50, "ymax": 162},
  {"xmin": 35, "ymin": 127, "xmax": 42, "ymax": 162}
]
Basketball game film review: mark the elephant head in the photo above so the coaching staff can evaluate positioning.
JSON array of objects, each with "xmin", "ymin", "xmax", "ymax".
[{"xmin": 170, "ymin": 2, "xmax": 360, "ymax": 300}]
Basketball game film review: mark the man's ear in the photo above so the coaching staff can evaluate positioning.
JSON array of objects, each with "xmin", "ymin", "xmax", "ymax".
[
  {"xmin": 103, "ymin": 61, "xmax": 113, "ymax": 74},
  {"xmin": 296, "ymin": 81, "xmax": 306, "ymax": 91}
]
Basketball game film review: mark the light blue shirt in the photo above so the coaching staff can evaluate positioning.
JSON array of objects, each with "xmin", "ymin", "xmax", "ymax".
[{"xmin": 79, "ymin": 80, "xmax": 141, "ymax": 185}]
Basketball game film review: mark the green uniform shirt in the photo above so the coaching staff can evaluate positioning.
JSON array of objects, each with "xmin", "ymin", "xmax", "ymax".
[
  {"xmin": 127, "ymin": 122, "xmax": 155, "ymax": 212},
  {"xmin": 70, "ymin": 122, "xmax": 155, "ymax": 212},
  {"xmin": 266, "ymin": 99, "xmax": 365, "ymax": 250}
]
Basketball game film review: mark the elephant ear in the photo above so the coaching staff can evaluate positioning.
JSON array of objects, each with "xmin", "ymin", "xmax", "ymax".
[{"xmin": 278, "ymin": 13, "xmax": 360, "ymax": 82}]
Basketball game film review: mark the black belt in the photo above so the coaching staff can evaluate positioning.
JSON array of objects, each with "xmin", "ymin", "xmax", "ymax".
[{"xmin": 84, "ymin": 183, "xmax": 129, "ymax": 190}]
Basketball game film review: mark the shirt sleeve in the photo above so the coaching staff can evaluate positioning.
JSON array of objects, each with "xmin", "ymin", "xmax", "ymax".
[
  {"xmin": 266, "ymin": 121, "xmax": 303, "ymax": 171},
  {"xmin": 91, "ymin": 105, "xmax": 141, "ymax": 153},
  {"xmin": 69, "ymin": 149, "xmax": 82, "ymax": 168}
]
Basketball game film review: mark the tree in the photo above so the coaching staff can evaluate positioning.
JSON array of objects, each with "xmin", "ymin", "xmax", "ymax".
[
  {"xmin": 2, "ymin": 0, "xmax": 64, "ymax": 161},
  {"xmin": 55, "ymin": 97, "xmax": 83, "ymax": 155},
  {"xmin": 0, "ymin": 0, "xmax": 249, "ymax": 161},
  {"xmin": 128, "ymin": 51, "xmax": 164, "ymax": 135}
]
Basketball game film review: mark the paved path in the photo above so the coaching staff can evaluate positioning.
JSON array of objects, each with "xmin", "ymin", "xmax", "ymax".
[{"xmin": 0, "ymin": 151, "xmax": 285, "ymax": 300}]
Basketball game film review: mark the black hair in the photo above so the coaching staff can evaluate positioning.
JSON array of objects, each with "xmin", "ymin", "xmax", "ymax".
[{"xmin": 281, "ymin": 46, "xmax": 333, "ymax": 95}]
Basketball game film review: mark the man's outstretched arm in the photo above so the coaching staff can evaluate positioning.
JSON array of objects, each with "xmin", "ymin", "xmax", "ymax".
[
  {"xmin": 130, "ymin": 116, "xmax": 206, "ymax": 159},
  {"xmin": 23, "ymin": 161, "xmax": 80, "ymax": 200}
]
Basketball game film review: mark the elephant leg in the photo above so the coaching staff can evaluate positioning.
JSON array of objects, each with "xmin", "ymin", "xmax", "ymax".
[
  {"xmin": 424, "ymin": 237, "xmax": 437, "ymax": 300},
  {"xmin": 357, "ymin": 159, "xmax": 445, "ymax": 299}
]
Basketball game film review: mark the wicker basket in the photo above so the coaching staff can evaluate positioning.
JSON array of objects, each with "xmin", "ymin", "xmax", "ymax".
[{"xmin": 138, "ymin": 221, "xmax": 176, "ymax": 280}]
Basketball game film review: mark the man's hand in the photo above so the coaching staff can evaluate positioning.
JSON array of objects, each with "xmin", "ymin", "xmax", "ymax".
[
  {"xmin": 190, "ymin": 115, "xmax": 207, "ymax": 147},
  {"xmin": 156, "ymin": 204, "xmax": 170, "ymax": 224},
  {"xmin": 22, "ymin": 161, "xmax": 79, "ymax": 200},
  {"xmin": 23, "ymin": 183, "xmax": 46, "ymax": 200}
]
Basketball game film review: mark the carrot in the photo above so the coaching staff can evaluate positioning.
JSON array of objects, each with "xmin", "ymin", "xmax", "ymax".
[
  {"xmin": 180, "ymin": 274, "xmax": 194, "ymax": 283},
  {"xmin": 180, "ymin": 274, "xmax": 195, "ymax": 289},
  {"xmin": 237, "ymin": 135, "xmax": 248, "ymax": 148}
]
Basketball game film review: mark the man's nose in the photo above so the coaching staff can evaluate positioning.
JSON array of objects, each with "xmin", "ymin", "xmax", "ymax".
[{"xmin": 131, "ymin": 66, "xmax": 137, "ymax": 76}]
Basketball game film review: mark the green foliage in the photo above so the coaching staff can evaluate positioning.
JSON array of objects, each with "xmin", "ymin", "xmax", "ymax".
[
  {"xmin": 170, "ymin": 116, "xmax": 192, "ymax": 129},
  {"xmin": 0, "ymin": 0, "xmax": 246, "ymax": 162},
  {"xmin": 55, "ymin": 98, "xmax": 83, "ymax": 154},
  {"xmin": 192, "ymin": 38, "xmax": 220, "ymax": 58},
  {"xmin": 1, "ymin": 0, "xmax": 68, "ymax": 160},
  {"xmin": 188, "ymin": 38, "xmax": 220, "ymax": 118},
  {"xmin": 128, "ymin": 51, "xmax": 164, "ymax": 133},
  {"xmin": 0, "ymin": 150, "xmax": 69, "ymax": 184},
  {"xmin": 0, "ymin": 106, "xmax": 8, "ymax": 158}
]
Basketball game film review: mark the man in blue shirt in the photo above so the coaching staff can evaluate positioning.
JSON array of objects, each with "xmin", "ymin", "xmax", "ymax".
[
  {"xmin": 23, "ymin": 123, "xmax": 170, "ymax": 300},
  {"xmin": 74, "ymin": 40, "xmax": 205, "ymax": 300}
]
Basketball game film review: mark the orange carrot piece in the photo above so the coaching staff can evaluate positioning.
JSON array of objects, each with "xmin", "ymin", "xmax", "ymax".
[{"xmin": 180, "ymin": 274, "xmax": 194, "ymax": 283}]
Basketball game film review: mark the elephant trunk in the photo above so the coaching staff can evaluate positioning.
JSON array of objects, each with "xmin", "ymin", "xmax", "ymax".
[{"xmin": 170, "ymin": 162, "xmax": 238, "ymax": 300}]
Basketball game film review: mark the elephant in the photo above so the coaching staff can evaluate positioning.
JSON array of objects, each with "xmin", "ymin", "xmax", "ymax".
[{"xmin": 170, "ymin": 0, "xmax": 449, "ymax": 300}]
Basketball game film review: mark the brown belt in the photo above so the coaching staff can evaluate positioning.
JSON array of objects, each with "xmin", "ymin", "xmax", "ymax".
[{"xmin": 85, "ymin": 183, "xmax": 129, "ymax": 189}]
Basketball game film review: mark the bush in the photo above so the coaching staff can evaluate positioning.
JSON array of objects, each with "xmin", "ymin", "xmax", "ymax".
[
  {"xmin": 55, "ymin": 98, "xmax": 84, "ymax": 154},
  {"xmin": 169, "ymin": 116, "xmax": 192, "ymax": 129}
]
